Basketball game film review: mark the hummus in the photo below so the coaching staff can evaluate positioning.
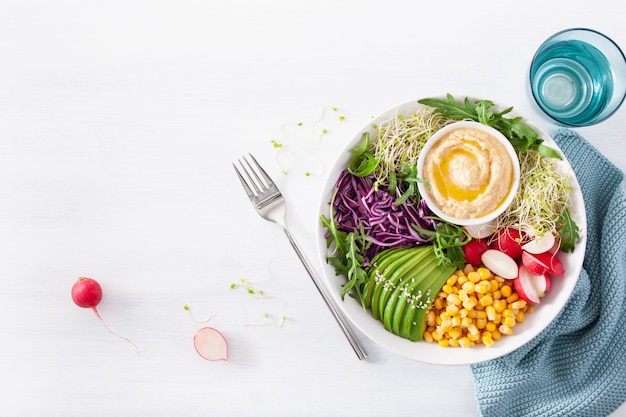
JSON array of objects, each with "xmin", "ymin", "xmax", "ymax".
[{"xmin": 421, "ymin": 127, "xmax": 514, "ymax": 219}]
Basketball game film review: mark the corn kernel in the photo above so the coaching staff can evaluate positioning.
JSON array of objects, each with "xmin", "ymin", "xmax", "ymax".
[
  {"xmin": 459, "ymin": 337, "xmax": 472, "ymax": 348},
  {"xmin": 458, "ymin": 290, "xmax": 469, "ymax": 302},
  {"xmin": 493, "ymin": 299, "xmax": 507, "ymax": 313},
  {"xmin": 479, "ymin": 294, "xmax": 493, "ymax": 307},
  {"xmin": 447, "ymin": 293, "xmax": 461, "ymax": 306},
  {"xmin": 511, "ymin": 300, "xmax": 527, "ymax": 310},
  {"xmin": 475, "ymin": 282, "xmax": 490, "ymax": 294},
  {"xmin": 486, "ymin": 305, "xmax": 497, "ymax": 321},
  {"xmin": 499, "ymin": 324, "xmax": 514, "ymax": 335},
  {"xmin": 468, "ymin": 271, "xmax": 481, "ymax": 283},
  {"xmin": 462, "ymin": 281, "xmax": 475, "ymax": 294},
  {"xmin": 457, "ymin": 274, "xmax": 469, "ymax": 285},
  {"xmin": 489, "ymin": 279, "xmax": 500, "ymax": 292},
  {"xmin": 449, "ymin": 328, "xmax": 462, "ymax": 340},
  {"xmin": 423, "ymin": 331, "xmax": 433, "ymax": 343},
  {"xmin": 503, "ymin": 316, "xmax": 517, "ymax": 328},
  {"xmin": 492, "ymin": 290, "xmax": 502, "ymax": 300},
  {"xmin": 448, "ymin": 338, "xmax": 460, "ymax": 347},
  {"xmin": 438, "ymin": 339, "xmax": 449, "ymax": 347},
  {"xmin": 446, "ymin": 275, "xmax": 458, "ymax": 286},
  {"xmin": 502, "ymin": 309, "xmax": 515, "ymax": 318},
  {"xmin": 461, "ymin": 317, "xmax": 471, "ymax": 328},
  {"xmin": 468, "ymin": 331, "xmax": 480, "ymax": 342},
  {"xmin": 475, "ymin": 310, "xmax": 487, "ymax": 320},
  {"xmin": 446, "ymin": 304, "xmax": 460, "ymax": 316},
  {"xmin": 477, "ymin": 267, "xmax": 492, "ymax": 280},
  {"xmin": 476, "ymin": 318, "xmax": 487, "ymax": 329},
  {"xmin": 486, "ymin": 322, "xmax": 497, "ymax": 332},
  {"xmin": 463, "ymin": 264, "xmax": 475, "ymax": 275},
  {"xmin": 451, "ymin": 316, "xmax": 461, "ymax": 328},
  {"xmin": 442, "ymin": 284, "xmax": 454, "ymax": 295},
  {"xmin": 441, "ymin": 319, "xmax": 453, "ymax": 332},
  {"xmin": 500, "ymin": 285, "xmax": 512, "ymax": 298},
  {"xmin": 434, "ymin": 298, "xmax": 444, "ymax": 310},
  {"xmin": 463, "ymin": 297, "xmax": 477, "ymax": 310},
  {"xmin": 491, "ymin": 329, "xmax": 502, "ymax": 340},
  {"xmin": 427, "ymin": 310, "xmax": 436, "ymax": 326},
  {"xmin": 459, "ymin": 308, "xmax": 469, "ymax": 318},
  {"xmin": 482, "ymin": 334, "xmax": 495, "ymax": 347},
  {"xmin": 526, "ymin": 305, "xmax": 535, "ymax": 314},
  {"xmin": 506, "ymin": 293, "xmax": 519, "ymax": 303},
  {"xmin": 516, "ymin": 311, "xmax": 526, "ymax": 323}
]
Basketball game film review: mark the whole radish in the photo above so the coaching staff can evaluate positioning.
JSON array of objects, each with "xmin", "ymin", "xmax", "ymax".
[{"xmin": 71, "ymin": 277, "xmax": 139, "ymax": 352}]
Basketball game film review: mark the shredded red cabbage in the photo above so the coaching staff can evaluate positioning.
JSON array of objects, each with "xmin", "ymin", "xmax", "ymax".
[{"xmin": 331, "ymin": 169, "xmax": 436, "ymax": 262}]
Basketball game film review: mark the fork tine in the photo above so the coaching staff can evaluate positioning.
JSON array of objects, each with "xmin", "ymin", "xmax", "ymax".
[
  {"xmin": 233, "ymin": 162, "xmax": 255, "ymax": 198},
  {"xmin": 238, "ymin": 156, "xmax": 263, "ymax": 194},
  {"xmin": 247, "ymin": 153, "xmax": 276, "ymax": 189},
  {"xmin": 233, "ymin": 161, "xmax": 259, "ymax": 198},
  {"xmin": 241, "ymin": 154, "xmax": 269, "ymax": 193}
]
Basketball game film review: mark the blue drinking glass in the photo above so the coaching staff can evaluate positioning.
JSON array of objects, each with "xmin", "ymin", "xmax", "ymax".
[{"xmin": 529, "ymin": 28, "xmax": 626, "ymax": 126}]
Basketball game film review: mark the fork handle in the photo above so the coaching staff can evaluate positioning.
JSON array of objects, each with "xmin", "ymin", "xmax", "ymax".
[{"xmin": 280, "ymin": 225, "xmax": 367, "ymax": 360}]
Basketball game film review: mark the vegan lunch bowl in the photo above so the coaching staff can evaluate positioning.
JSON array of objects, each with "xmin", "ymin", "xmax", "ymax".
[{"xmin": 317, "ymin": 94, "xmax": 586, "ymax": 365}]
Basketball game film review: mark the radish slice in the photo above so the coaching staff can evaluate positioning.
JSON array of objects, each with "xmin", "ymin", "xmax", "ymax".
[
  {"xmin": 531, "ymin": 273, "xmax": 551, "ymax": 297},
  {"xmin": 481, "ymin": 249, "xmax": 518, "ymax": 279},
  {"xmin": 522, "ymin": 233, "xmax": 556, "ymax": 254},
  {"xmin": 464, "ymin": 222, "xmax": 496, "ymax": 239},
  {"xmin": 194, "ymin": 327, "xmax": 229, "ymax": 361},
  {"xmin": 515, "ymin": 265, "xmax": 541, "ymax": 304}
]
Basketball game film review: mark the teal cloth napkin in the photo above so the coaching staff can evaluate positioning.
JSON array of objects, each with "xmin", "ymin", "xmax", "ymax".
[{"xmin": 471, "ymin": 129, "xmax": 626, "ymax": 417}]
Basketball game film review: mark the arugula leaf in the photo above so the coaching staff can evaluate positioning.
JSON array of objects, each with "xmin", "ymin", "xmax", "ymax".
[
  {"xmin": 418, "ymin": 94, "xmax": 478, "ymax": 121},
  {"xmin": 392, "ymin": 163, "xmax": 429, "ymax": 206},
  {"xmin": 320, "ymin": 190, "xmax": 371, "ymax": 306},
  {"xmin": 348, "ymin": 132, "xmax": 379, "ymax": 177},
  {"xmin": 411, "ymin": 219, "xmax": 470, "ymax": 269},
  {"xmin": 557, "ymin": 208, "xmax": 580, "ymax": 253},
  {"xmin": 418, "ymin": 94, "xmax": 562, "ymax": 160}
]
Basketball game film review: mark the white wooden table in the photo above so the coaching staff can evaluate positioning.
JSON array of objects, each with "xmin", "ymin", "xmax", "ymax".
[{"xmin": 0, "ymin": 1, "xmax": 624, "ymax": 416}]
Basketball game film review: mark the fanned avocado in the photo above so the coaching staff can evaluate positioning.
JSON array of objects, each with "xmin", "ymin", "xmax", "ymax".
[
  {"xmin": 362, "ymin": 247, "xmax": 412, "ymax": 310},
  {"xmin": 365, "ymin": 245, "xmax": 457, "ymax": 342},
  {"xmin": 369, "ymin": 247, "xmax": 432, "ymax": 320}
]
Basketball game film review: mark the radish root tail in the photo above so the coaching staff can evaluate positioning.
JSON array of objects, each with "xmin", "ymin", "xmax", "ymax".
[{"xmin": 92, "ymin": 307, "xmax": 139, "ymax": 353}]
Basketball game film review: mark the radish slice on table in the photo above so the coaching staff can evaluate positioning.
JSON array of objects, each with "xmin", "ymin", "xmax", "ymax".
[{"xmin": 194, "ymin": 327, "xmax": 229, "ymax": 361}]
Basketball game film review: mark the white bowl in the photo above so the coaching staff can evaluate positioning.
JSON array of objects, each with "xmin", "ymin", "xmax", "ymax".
[
  {"xmin": 316, "ymin": 97, "xmax": 586, "ymax": 365},
  {"xmin": 416, "ymin": 121, "xmax": 521, "ymax": 227}
]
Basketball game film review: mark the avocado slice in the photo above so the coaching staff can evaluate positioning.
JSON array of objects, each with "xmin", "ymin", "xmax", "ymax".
[
  {"xmin": 388, "ymin": 253, "xmax": 442, "ymax": 336},
  {"xmin": 382, "ymin": 252, "xmax": 439, "ymax": 333},
  {"xmin": 369, "ymin": 248, "xmax": 422, "ymax": 320},
  {"xmin": 407, "ymin": 265, "xmax": 456, "ymax": 341},
  {"xmin": 372, "ymin": 246, "xmax": 432, "ymax": 321}
]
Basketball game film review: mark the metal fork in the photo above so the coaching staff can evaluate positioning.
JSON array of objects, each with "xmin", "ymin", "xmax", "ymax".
[{"xmin": 233, "ymin": 154, "xmax": 367, "ymax": 360}]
